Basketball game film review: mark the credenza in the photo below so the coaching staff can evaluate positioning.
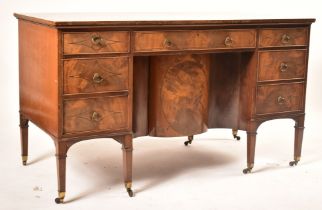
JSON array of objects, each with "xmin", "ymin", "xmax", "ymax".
[{"xmin": 14, "ymin": 13, "xmax": 315, "ymax": 203}]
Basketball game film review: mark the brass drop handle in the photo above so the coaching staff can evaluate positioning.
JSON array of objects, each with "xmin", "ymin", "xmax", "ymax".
[
  {"xmin": 277, "ymin": 96, "xmax": 286, "ymax": 105},
  {"xmin": 92, "ymin": 73, "xmax": 104, "ymax": 84},
  {"xmin": 91, "ymin": 112, "xmax": 101, "ymax": 122},
  {"xmin": 91, "ymin": 34, "xmax": 106, "ymax": 46},
  {"xmin": 224, "ymin": 36, "xmax": 233, "ymax": 47},
  {"xmin": 163, "ymin": 38, "xmax": 173, "ymax": 47},
  {"xmin": 280, "ymin": 62, "xmax": 288, "ymax": 72},
  {"xmin": 281, "ymin": 34, "xmax": 291, "ymax": 44}
]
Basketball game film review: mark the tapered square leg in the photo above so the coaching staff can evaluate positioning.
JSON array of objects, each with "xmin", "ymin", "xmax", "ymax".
[
  {"xmin": 121, "ymin": 134, "xmax": 134, "ymax": 197},
  {"xmin": 290, "ymin": 115, "xmax": 305, "ymax": 166},
  {"xmin": 243, "ymin": 131, "xmax": 256, "ymax": 174},
  {"xmin": 19, "ymin": 113, "xmax": 29, "ymax": 166},
  {"xmin": 54, "ymin": 141, "xmax": 68, "ymax": 204}
]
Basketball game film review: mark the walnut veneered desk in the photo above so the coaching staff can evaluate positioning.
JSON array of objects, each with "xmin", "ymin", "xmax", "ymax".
[{"xmin": 14, "ymin": 13, "xmax": 315, "ymax": 203}]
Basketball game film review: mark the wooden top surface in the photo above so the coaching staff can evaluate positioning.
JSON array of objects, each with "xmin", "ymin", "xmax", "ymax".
[{"xmin": 14, "ymin": 13, "xmax": 316, "ymax": 27}]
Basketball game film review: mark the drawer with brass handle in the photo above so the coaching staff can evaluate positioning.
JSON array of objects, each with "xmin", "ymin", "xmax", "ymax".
[
  {"xmin": 133, "ymin": 29, "xmax": 256, "ymax": 52},
  {"xmin": 63, "ymin": 31, "xmax": 130, "ymax": 54},
  {"xmin": 259, "ymin": 28, "xmax": 308, "ymax": 47},
  {"xmin": 256, "ymin": 82, "xmax": 305, "ymax": 115},
  {"xmin": 63, "ymin": 57, "xmax": 129, "ymax": 94},
  {"xmin": 258, "ymin": 50, "xmax": 307, "ymax": 81},
  {"xmin": 63, "ymin": 96, "xmax": 129, "ymax": 134}
]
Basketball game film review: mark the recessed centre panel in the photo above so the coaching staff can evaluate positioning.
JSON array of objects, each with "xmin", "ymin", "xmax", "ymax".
[{"xmin": 148, "ymin": 54, "xmax": 210, "ymax": 137}]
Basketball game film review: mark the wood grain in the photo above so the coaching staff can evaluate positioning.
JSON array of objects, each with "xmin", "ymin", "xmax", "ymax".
[
  {"xmin": 259, "ymin": 28, "xmax": 308, "ymax": 47},
  {"xmin": 256, "ymin": 83, "xmax": 304, "ymax": 115},
  {"xmin": 18, "ymin": 20, "xmax": 59, "ymax": 137},
  {"xmin": 208, "ymin": 53, "xmax": 241, "ymax": 129},
  {"xmin": 63, "ymin": 96, "xmax": 129, "ymax": 134},
  {"xmin": 258, "ymin": 50, "xmax": 307, "ymax": 81},
  {"xmin": 149, "ymin": 54, "xmax": 210, "ymax": 137},
  {"xmin": 132, "ymin": 57, "xmax": 149, "ymax": 137},
  {"xmin": 63, "ymin": 31, "xmax": 129, "ymax": 54},
  {"xmin": 64, "ymin": 57, "xmax": 129, "ymax": 94},
  {"xmin": 134, "ymin": 29, "xmax": 256, "ymax": 52}
]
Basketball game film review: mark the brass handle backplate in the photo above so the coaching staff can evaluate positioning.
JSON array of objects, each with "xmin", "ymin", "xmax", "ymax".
[
  {"xmin": 91, "ymin": 112, "xmax": 101, "ymax": 122},
  {"xmin": 224, "ymin": 36, "xmax": 233, "ymax": 47},
  {"xmin": 91, "ymin": 34, "xmax": 106, "ymax": 47},
  {"xmin": 280, "ymin": 62, "xmax": 288, "ymax": 72},
  {"xmin": 93, "ymin": 73, "xmax": 104, "ymax": 84},
  {"xmin": 281, "ymin": 34, "xmax": 291, "ymax": 44},
  {"xmin": 163, "ymin": 38, "xmax": 172, "ymax": 47},
  {"xmin": 277, "ymin": 96, "xmax": 286, "ymax": 105}
]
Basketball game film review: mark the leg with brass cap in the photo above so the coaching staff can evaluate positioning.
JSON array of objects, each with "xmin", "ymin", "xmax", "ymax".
[
  {"xmin": 125, "ymin": 182, "xmax": 134, "ymax": 197},
  {"xmin": 55, "ymin": 141, "xmax": 68, "ymax": 204},
  {"xmin": 184, "ymin": 135, "xmax": 194, "ymax": 146},
  {"xmin": 19, "ymin": 113, "xmax": 29, "ymax": 166},
  {"xmin": 243, "ymin": 131, "xmax": 256, "ymax": 174},
  {"xmin": 55, "ymin": 192, "xmax": 65, "ymax": 204},
  {"xmin": 290, "ymin": 116, "xmax": 304, "ymax": 167},
  {"xmin": 22, "ymin": 155, "xmax": 28, "ymax": 166},
  {"xmin": 232, "ymin": 129, "xmax": 240, "ymax": 140},
  {"xmin": 122, "ymin": 135, "xmax": 134, "ymax": 197}
]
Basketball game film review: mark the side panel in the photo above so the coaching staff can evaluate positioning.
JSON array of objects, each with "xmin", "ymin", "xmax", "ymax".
[{"xmin": 19, "ymin": 20, "xmax": 59, "ymax": 137}]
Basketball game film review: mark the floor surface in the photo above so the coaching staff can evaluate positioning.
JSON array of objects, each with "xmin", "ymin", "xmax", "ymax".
[{"xmin": 1, "ymin": 112, "xmax": 322, "ymax": 210}]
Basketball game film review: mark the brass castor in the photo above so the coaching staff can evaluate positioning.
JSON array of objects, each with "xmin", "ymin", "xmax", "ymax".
[
  {"xmin": 184, "ymin": 136, "xmax": 194, "ymax": 146},
  {"xmin": 243, "ymin": 168, "xmax": 252, "ymax": 174},
  {"xmin": 289, "ymin": 157, "xmax": 300, "ymax": 167},
  {"xmin": 22, "ymin": 156, "xmax": 28, "ymax": 166},
  {"xmin": 125, "ymin": 182, "xmax": 134, "ymax": 197},
  {"xmin": 55, "ymin": 192, "xmax": 65, "ymax": 204},
  {"xmin": 127, "ymin": 188, "xmax": 134, "ymax": 197},
  {"xmin": 289, "ymin": 160, "xmax": 299, "ymax": 166},
  {"xmin": 232, "ymin": 129, "xmax": 240, "ymax": 140},
  {"xmin": 243, "ymin": 164, "xmax": 254, "ymax": 174}
]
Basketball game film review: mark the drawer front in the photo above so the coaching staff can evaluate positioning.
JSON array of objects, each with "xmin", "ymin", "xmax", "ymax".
[
  {"xmin": 258, "ymin": 50, "xmax": 307, "ymax": 81},
  {"xmin": 64, "ymin": 57, "xmax": 129, "ymax": 94},
  {"xmin": 63, "ymin": 31, "xmax": 130, "ymax": 54},
  {"xmin": 63, "ymin": 96, "xmax": 129, "ymax": 134},
  {"xmin": 259, "ymin": 28, "xmax": 308, "ymax": 47},
  {"xmin": 256, "ymin": 83, "xmax": 304, "ymax": 115},
  {"xmin": 134, "ymin": 29, "xmax": 256, "ymax": 52}
]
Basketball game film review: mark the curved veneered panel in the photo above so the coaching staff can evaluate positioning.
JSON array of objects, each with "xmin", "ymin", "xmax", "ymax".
[{"xmin": 149, "ymin": 54, "xmax": 210, "ymax": 137}]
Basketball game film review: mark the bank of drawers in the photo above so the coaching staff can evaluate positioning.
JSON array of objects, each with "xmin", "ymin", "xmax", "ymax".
[
  {"xmin": 61, "ymin": 28, "xmax": 309, "ymax": 128},
  {"xmin": 256, "ymin": 28, "xmax": 308, "ymax": 115},
  {"xmin": 62, "ymin": 32, "xmax": 131, "ymax": 135}
]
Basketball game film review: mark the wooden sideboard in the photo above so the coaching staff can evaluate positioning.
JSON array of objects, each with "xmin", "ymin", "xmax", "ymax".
[{"xmin": 14, "ymin": 13, "xmax": 315, "ymax": 203}]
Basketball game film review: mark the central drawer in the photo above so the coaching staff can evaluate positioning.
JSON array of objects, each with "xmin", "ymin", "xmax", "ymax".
[
  {"xmin": 134, "ymin": 29, "xmax": 256, "ymax": 52},
  {"xmin": 63, "ymin": 96, "xmax": 129, "ymax": 134}
]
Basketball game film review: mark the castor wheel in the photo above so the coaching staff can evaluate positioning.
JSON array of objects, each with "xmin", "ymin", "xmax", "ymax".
[
  {"xmin": 22, "ymin": 160, "xmax": 27, "ymax": 166},
  {"xmin": 243, "ymin": 167, "xmax": 252, "ymax": 174},
  {"xmin": 289, "ymin": 160, "xmax": 299, "ymax": 166},
  {"xmin": 55, "ymin": 192, "xmax": 65, "ymax": 204},
  {"xmin": 233, "ymin": 134, "xmax": 241, "ymax": 141},
  {"xmin": 55, "ymin": 197, "xmax": 63, "ymax": 204},
  {"xmin": 184, "ymin": 136, "xmax": 193, "ymax": 146},
  {"xmin": 127, "ymin": 188, "xmax": 134, "ymax": 197}
]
